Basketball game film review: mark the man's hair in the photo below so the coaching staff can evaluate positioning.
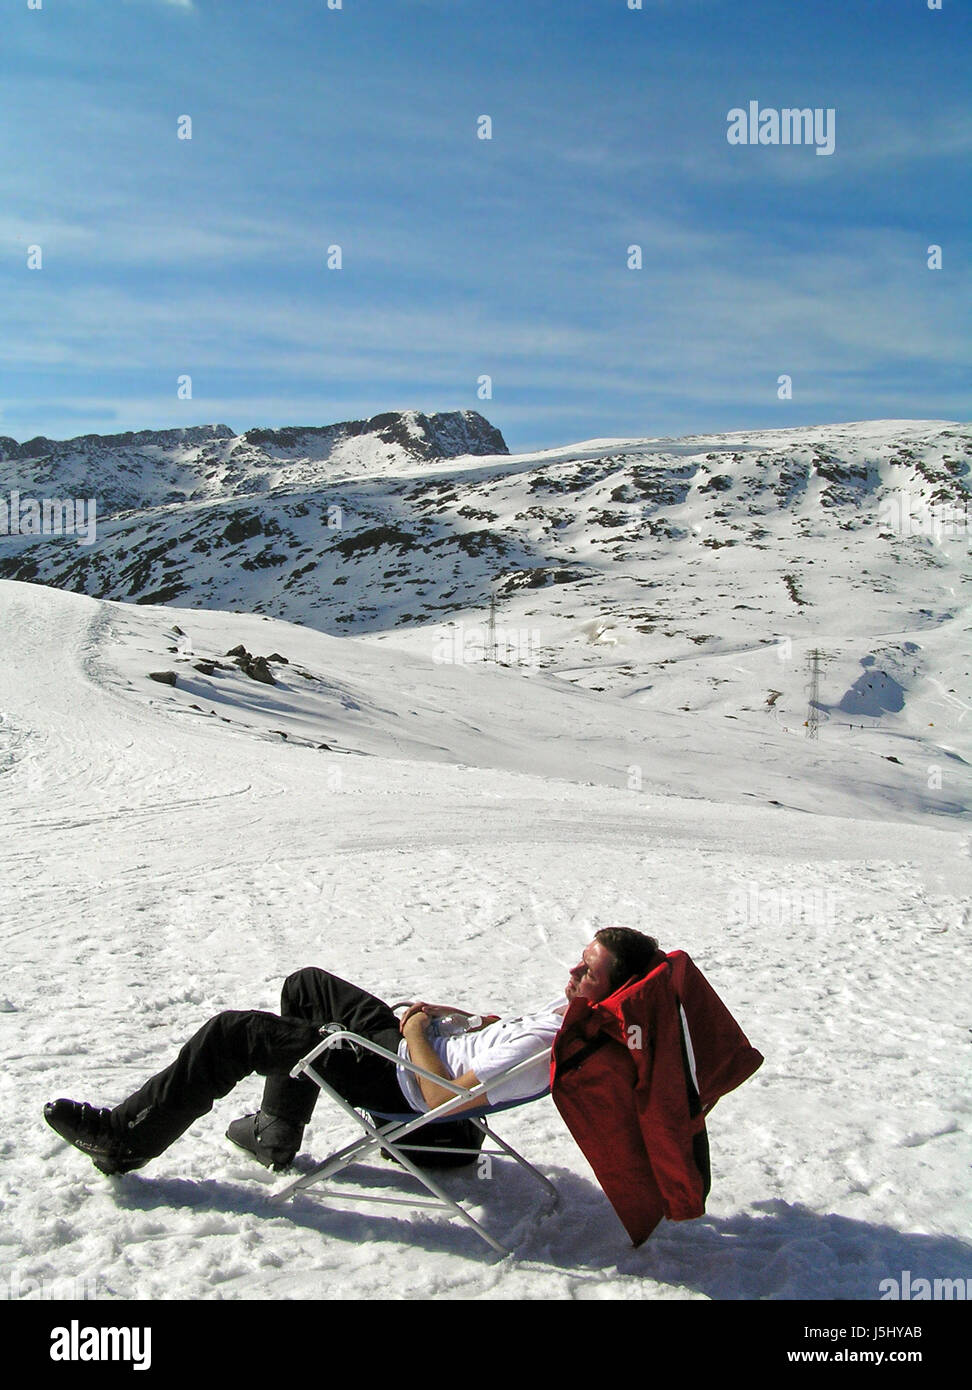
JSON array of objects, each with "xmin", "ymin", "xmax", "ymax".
[{"xmin": 595, "ymin": 927, "xmax": 662, "ymax": 990}]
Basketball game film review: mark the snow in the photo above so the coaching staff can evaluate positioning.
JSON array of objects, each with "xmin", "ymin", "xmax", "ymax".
[{"xmin": 2, "ymin": 565, "xmax": 970, "ymax": 1302}]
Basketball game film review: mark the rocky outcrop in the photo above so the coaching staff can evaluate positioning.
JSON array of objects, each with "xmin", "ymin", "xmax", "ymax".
[
  {"xmin": 241, "ymin": 409, "xmax": 508, "ymax": 462},
  {"xmin": 225, "ymin": 646, "xmax": 277, "ymax": 685}
]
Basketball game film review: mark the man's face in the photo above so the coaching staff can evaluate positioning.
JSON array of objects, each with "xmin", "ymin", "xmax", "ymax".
[{"xmin": 566, "ymin": 940, "xmax": 617, "ymax": 1004}]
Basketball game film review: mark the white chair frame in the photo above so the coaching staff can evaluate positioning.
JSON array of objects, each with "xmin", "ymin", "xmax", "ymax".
[{"xmin": 270, "ymin": 1021, "xmax": 560, "ymax": 1255}]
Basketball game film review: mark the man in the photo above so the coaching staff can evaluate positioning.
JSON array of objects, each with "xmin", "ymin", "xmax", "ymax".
[{"xmin": 44, "ymin": 928, "xmax": 661, "ymax": 1177}]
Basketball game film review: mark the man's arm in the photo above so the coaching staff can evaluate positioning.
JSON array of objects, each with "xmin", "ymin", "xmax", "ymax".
[{"xmin": 399, "ymin": 1011, "xmax": 486, "ymax": 1115}]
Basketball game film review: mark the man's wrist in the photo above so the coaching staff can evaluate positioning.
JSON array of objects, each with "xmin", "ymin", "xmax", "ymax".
[{"xmin": 402, "ymin": 1011, "xmax": 430, "ymax": 1038}]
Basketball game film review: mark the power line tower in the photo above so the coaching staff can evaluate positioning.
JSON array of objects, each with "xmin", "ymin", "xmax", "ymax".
[
  {"xmin": 486, "ymin": 583, "xmax": 497, "ymax": 664},
  {"xmin": 805, "ymin": 647, "xmax": 833, "ymax": 739}
]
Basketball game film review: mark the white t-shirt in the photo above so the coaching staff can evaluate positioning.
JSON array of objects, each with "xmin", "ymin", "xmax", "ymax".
[{"xmin": 396, "ymin": 997, "xmax": 567, "ymax": 1112}]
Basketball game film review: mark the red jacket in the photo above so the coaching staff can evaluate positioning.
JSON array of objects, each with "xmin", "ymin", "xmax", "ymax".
[{"xmin": 551, "ymin": 950, "xmax": 763, "ymax": 1244}]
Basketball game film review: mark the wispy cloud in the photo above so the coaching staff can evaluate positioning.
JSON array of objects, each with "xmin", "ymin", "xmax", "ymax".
[
  {"xmin": 125, "ymin": 0, "xmax": 196, "ymax": 10},
  {"xmin": 3, "ymin": 0, "xmax": 967, "ymax": 447}
]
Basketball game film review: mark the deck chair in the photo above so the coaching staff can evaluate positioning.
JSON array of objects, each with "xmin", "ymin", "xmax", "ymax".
[{"xmin": 269, "ymin": 1016, "xmax": 559, "ymax": 1255}]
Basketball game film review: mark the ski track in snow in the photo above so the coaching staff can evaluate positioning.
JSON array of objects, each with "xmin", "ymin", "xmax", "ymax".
[{"xmin": 1, "ymin": 582, "xmax": 970, "ymax": 1300}]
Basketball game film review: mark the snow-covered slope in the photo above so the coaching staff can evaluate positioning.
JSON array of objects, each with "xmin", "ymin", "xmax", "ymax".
[
  {"xmin": 3, "ymin": 416, "xmax": 969, "ymax": 799},
  {"xmin": 2, "ymin": 578, "xmax": 970, "ymax": 1301}
]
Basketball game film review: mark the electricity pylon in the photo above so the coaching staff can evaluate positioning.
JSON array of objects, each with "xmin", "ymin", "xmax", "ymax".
[{"xmin": 805, "ymin": 647, "xmax": 833, "ymax": 739}]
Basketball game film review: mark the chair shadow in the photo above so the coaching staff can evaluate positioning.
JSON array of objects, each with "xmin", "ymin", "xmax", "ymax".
[
  {"xmin": 108, "ymin": 1152, "xmax": 972, "ymax": 1297},
  {"xmin": 110, "ymin": 1147, "xmax": 562, "ymax": 1263}
]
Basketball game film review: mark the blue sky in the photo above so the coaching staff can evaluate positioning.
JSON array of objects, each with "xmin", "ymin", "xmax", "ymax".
[{"xmin": 2, "ymin": 0, "xmax": 968, "ymax": 452}]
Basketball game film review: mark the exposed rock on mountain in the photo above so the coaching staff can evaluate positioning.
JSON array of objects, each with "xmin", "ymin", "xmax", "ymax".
[{"xmin": 0, "ymin": 409, "xmax": 507, "ymax": 519}]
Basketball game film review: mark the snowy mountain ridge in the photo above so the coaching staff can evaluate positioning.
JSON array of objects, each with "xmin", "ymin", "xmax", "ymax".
[
  {"xmin": 0, "ymin": 416, "xmax": 966, "ymax": 625},
  {"xmin": 0, "ymin": 408, "xmax": 508, "ymax": 517}
]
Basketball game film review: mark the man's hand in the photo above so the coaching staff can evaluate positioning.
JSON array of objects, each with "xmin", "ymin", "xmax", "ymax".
[
  {"xmin": 400, "ymin": 1009, "xmax": 432, "ymax": 1039},
  {"xmin": 399, "ymin": 1003, "xmax": 499, "ymax": 1034},
  {"xmin": 399, "ymin": 1002, "xmax": 471, "ymax": 1033}
]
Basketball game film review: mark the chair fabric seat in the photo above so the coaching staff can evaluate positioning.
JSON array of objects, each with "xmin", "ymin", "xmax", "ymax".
[{"xmin": 368, "ymin": 1087, "xmax": 550, "ymax": 1124}]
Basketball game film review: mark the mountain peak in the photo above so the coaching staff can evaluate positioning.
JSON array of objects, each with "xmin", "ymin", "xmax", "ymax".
[{"xmin": 240, "ymin": 409, "xmax": 508, "ymax": 462}]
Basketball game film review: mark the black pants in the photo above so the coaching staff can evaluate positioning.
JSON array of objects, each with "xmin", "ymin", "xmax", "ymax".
[{"xmin": 110, "ymin": 969, "xmax": 413, "ymax": 1159}]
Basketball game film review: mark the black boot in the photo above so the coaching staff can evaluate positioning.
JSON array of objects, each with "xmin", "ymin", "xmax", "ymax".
[
  {"xmin": 225, "ymin": 1111, "xmax": 303, "ymax": 1171},
  {"xmin": 44, "ymin": 1099, "xmax": 150, "ymax": 1176}
]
